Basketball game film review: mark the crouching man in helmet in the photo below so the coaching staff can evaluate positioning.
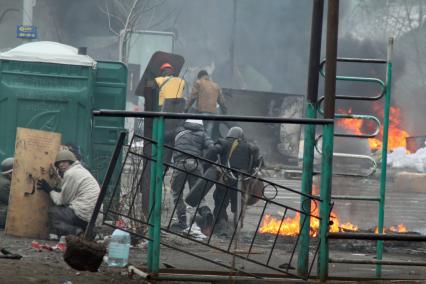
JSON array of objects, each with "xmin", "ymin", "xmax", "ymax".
[{"xmin": 37, "ymin": 150, "xmax": 101, "ymax": 239}]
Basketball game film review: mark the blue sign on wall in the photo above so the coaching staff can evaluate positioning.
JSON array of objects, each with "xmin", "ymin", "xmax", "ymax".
[{"xmin": 16, "ymin": 25, "xmax": 37, "ymax": 39}]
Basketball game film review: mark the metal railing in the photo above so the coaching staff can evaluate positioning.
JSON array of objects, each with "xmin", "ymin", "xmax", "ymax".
[
  {"xmin": 92, "ymin": 110, "xmax": 335, "ymax": 280},
  {"xmin": 316, "ymin": 38, "xmax": 400, "ymax": 278}
]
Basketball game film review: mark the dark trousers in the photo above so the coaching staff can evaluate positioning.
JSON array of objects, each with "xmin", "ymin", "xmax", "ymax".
[
  {"xmin": 48, "ymin": 206, "xmax": 87, "ymax": 236},
  {"xmin": 171, "ymin": 160, "xmax": 206, "ymax": 224},
  {"xmin": 213, "ymin": 180, "xmax": 237, "ymax": 223}
]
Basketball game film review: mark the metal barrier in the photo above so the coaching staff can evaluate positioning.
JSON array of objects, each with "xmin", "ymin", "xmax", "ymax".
[
  {"xmin": 316, "ymin": 57, "xmax": 386, "ymax": 178},
  {"xmin": 317, "ymin": 38, "xmax": 397, "ymax": 278},
  {"xmin": 92, "ymin": 110, "xmax": 334, "ymax": 280}
]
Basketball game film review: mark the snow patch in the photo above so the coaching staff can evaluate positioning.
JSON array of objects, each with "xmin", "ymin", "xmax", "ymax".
[{"xmin": 388, "ymin": 146, "xmax": 426, "ymax": 172}]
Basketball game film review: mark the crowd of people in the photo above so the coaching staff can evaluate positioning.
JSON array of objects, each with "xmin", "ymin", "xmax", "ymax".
[
  {"xmin": 0, "ymin": 63, "xmax": 262, "ymax": 240},
  {"xmin": 156, "ymin": 62, "xmax": 262, "ymax": 237}
]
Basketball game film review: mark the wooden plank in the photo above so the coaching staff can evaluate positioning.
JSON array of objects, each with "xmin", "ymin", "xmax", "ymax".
[{"xmin": 5, "ymin": 128, "xmax": 61, "ymax": 239}]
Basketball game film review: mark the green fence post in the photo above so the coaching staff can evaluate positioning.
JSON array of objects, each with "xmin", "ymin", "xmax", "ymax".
[
  {"xmin": 319, "ymin": 0, "xmax": 339, "ymax": 281},
  {"xmin": 297, "ymin": 103, "xmax": 317, "ymax": 276},
  {"xmin": 376, "ymin": 37, "xmax": 394, "ymax": 278},
  {"xmin": 319, "ymin": 123, "xmax": 334, "ymax": 282},
  {"xmin": 297, "ymin": 0, "xmax": 324, "ymax": 277},
  {"xmin": 147, "ymin": 118, "xmax": 158, "ymax": 272},
  {"xmin": 152, "ymin": 115, "xmax": 165, "ymax": 273}
]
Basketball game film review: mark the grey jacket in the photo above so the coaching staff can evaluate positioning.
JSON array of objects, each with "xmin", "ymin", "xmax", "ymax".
[{"xmin": 172, "ymin": 122, "xmax": 213, "ymax": 161}]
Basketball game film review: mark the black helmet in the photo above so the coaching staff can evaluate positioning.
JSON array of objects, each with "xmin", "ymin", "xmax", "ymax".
[
  {"xmin": 1, "ymin": 157, "xmax": 14, "ymax": 175},
  {"xmin": 226, "ymin": 127, "xmax": 244, "ymax": 139}
]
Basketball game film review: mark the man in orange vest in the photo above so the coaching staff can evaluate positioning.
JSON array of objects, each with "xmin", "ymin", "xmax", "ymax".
[{"xmin": 154, "ymin": 63, "xmax": 185, "ymax": 110}]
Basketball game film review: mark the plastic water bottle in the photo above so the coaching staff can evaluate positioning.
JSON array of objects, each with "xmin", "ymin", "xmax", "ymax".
[{"xmin": 108, "ymin": 229, "xmax": 130, "ymax": 267}]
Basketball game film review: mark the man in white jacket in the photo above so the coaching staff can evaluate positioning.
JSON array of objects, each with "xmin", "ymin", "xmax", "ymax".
[{"xmin": 37, "ymin": 150, "xmax": 101, "ymax": 238}]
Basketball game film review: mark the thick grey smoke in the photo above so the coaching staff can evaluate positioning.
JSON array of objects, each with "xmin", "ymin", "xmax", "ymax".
[
  {"xmin": 7, "ymin": 0, "xmax": 423, "ymax": 148},
  {"xmin": 31, "ymin": 0, "xmax": 314, "ymax": 94}
]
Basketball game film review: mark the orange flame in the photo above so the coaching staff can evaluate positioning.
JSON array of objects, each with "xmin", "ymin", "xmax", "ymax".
[
  {"xmin": 336, "ymin": 107, "xmax": 364, "ymax": 136},
  {"xmin": 258, "ymin": 211, "xmax": 359, "ymax": 237},
  {"xmin": 368, "ymin": 107, "xmax": 410, "ymax": 152},
  {"xmin": 259, "ymin": 185, "xmax": 358, "ymax": 237},
  {"xmin": 336, "ymin": 106, "xmax": 410, "ymax": 152},
  {"xmin": 374, "ymin": 224, "xmax": 408, "ymax": 234},
  {"xmin": 260, "ymin": 213, "xmax": 409, "ymax": 236},
  {"xmin": 258, "ymin": 186, "xmax": 407, "ymax": 237}
]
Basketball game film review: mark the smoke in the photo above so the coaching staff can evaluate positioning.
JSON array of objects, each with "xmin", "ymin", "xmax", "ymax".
[
  {"xmin": 146, "ymin": 0, "xmax": 313, "ymax": 95},
  {"xmin": 19, "ymin": 1, "xmax": 425, "ymax": 148}
]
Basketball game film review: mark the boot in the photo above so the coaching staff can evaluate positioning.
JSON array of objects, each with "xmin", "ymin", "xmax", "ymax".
[
  {"xmin": 170, "ymin": 213, "xmax": 187, "ymax": 233},
  {"xmin": 195, "ymin": 206, "xmax": 214, "ymax": 236},
  {"xmin": 213, "ymin": 218, "xmax": 231, "ymax": 238}
]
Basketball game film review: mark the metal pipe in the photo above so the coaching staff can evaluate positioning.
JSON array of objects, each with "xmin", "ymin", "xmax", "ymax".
[
  {"xmin": 317, "ymin": 58, "xmax": 386, "ymax": 107},
  {"xmin": 85, "ymin": 131, "xmax": 126, "ymax": 239},
  {"xmin": 376, "ymin": 37, "xmax": 394, "ymax": 277},
  {"xmin": 23, "ymin": 0, "xmax": 35, "ymax": 26},
  {"xmin": 306, "ymin": 0, "xmax": 325, "ymax": 104},
  {"xmin": 298, "ymin": 0, "xmax": 324, "ymax": 277},
  {"xmin": 329, "ymin": 195, "xmax": 380, "ymax": 202},
  {"xmin": 333, "ymin": 57, "xmax": 386, "ymax": 64},
  {"xmin": 329, "ymin": 258, "xmax": 426, "ymax": 266},
  {"xmin": 319, "ymin": 0, "xmax": 339, "ymax": 281},
  {"xmin": 150, "ymin": 273, "xmax": 297, "ymax": 282},
  {"xmin": 318, "ymin": 124, "xmax": 334, "ymax": 282},
  {"xmin": 147, "ymin": 119, "xmax": 158, "ymax": 272},
  {"xmin": 322, "ymin": 0, "xmax": 339, "ymax": 120},
  {"xmin": 328, "ymin": 232, "xmax": 426, "ymax": 241},
  {"xmin": 93, "ymin": 110, "xmax": 333, "ymax": 125},
  {"xmin": 152, "ymin": 116, "xmax": 165, "ymax": 273}
]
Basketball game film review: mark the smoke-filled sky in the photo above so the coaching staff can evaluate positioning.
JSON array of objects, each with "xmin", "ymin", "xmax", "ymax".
[{"xmin": 1, "ymin": 0, "xmax": 425, "ymax": 134}]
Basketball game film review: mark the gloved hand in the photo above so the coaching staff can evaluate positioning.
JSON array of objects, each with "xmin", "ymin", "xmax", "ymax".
[{"xmin": 37, "ymin": 179, "xmax": 61, "ymax": 193}]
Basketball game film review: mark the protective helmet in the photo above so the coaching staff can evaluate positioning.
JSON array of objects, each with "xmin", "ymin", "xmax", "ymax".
[
  {"xmin": 159, "ymin": 62, "xmax": 173, "ymax": 72},
  {"xmin": 54, "ymin": 150, "xmax": 77, "ymax": 167},
  {"xmin": 1, "ymin": 157, "xmax": 14, "ymax": 175},
  {"xmin": 226, "ymin": 127, "xmax": 244, "ymax": 139},
  {"xmin": 185, "ymin": 119, "xmax": 203, "ymax": 125}
]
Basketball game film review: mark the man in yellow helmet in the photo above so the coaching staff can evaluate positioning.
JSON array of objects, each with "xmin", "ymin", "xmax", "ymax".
[{"xmin": 154, "ymin": 62, "xmax": 185, "ymax": 110}]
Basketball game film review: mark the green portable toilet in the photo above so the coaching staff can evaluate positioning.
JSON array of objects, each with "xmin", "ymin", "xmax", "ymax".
[{"xmin": 0, "ymin": 41, "xmax": 127, "ymax": 183}]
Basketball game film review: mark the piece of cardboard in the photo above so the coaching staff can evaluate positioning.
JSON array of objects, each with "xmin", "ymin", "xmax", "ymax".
[{"xmin": 5, "ymin": 128, "xmax": 61, "ymax": 239}]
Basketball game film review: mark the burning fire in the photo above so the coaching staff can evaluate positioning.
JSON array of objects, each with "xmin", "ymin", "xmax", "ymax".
[
  {"xmin": 259, "ymin": 185, "xmax": 358, "ymax": 237},
  {"xmin": 258, "ymin": 212, "xmax": 359, "ymax": 237},
  {"xmin": 258, "ymin": 187, "xmax": 407, "ymax": 236},
  {"xmin": 374, "ymin": 224, "xmax": 408, "ymax": 234},
  {"xmin": 336, "ymin": 106, "xmax": 410, "ymax": 152},
  {"xmin": 259, "ymin": 212, "xmax": 409, "ymax": 237}
]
